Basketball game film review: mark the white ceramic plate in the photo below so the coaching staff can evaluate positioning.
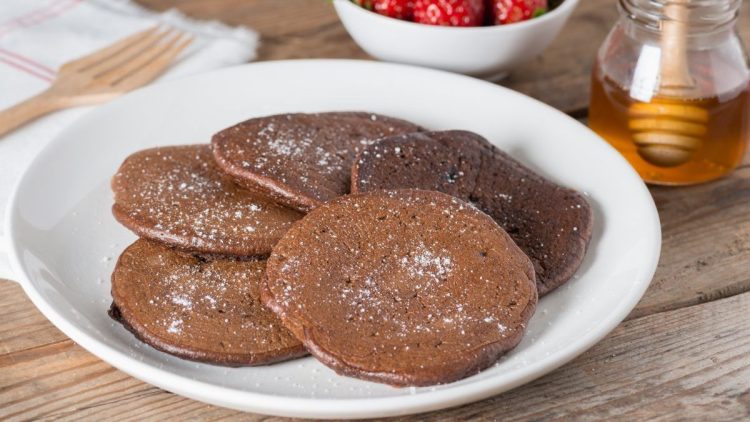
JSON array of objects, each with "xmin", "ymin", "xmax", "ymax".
[{"xmin": 1, "ymin": 60, "xmax": 660, "ymax": 419}]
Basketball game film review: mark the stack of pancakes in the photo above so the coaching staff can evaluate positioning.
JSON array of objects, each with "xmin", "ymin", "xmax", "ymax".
[{"xmin": 109, "ymin": 112, "xmax": 592, "ymax": 386}]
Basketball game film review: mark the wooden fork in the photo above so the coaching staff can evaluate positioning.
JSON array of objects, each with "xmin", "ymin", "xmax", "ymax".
[{"xmin": 0, "ymin": 27, "xmax": 193, "ymax": 137}]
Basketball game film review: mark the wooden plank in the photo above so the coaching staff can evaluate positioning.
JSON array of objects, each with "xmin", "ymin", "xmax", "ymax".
[
  {"xmin": 137, "ymin": 0, "xmax": 370, "ymax": 62},
  {"xmin": 137, "ymin": 0, "xmax": 343, "ymax": 38},
  {"xmin": 633, "ymin": 162, "xmax": 750, "ymax": 319},
  {"xmin": 1, "ymin": 280, "xmax": 749, "ymax": 420},
  {"xmin": 0, "ymin": 282, "xmax": 69, "ymax": 355}
]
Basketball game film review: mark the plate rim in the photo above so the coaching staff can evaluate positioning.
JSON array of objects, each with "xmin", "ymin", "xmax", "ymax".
[{"xmin": 3, "ymin": 59, "xmax": 662, "ymax": 419}]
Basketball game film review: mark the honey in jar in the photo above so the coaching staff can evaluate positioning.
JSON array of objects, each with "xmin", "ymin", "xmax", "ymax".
[{"xmin": 589, "ymin": 0, "xmax": 750, "ymax": 185}]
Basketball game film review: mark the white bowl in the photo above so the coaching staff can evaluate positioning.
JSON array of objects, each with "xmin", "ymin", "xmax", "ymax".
[{"xmin": 334, "ymin": 0, "xmax": 580, "ymax": 79}]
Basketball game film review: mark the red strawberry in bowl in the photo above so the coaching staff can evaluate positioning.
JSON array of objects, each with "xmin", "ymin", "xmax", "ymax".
[
  {"xmin": 491, "ymin": 0, "xmax": 548, "ymax": 24},
  {"xmin": 413, "ymin": 0, "xmax": 485, "ymax": 27},
  {"xmin": 373, "ymin": 0, "xmax": 415, "ymax": 20}
]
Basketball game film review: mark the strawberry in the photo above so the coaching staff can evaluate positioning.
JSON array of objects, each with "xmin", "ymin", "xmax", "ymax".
[
  {"xmin": 373, "ymin": 0, "xmax": 415, "ymax": 20},
  {"xmin": 413, "ymin": 0, "xmax": 485, "ymax": 27},
  {"xmin": 491, "ymin": 0, "xmax": 548, "ymax": 24}
]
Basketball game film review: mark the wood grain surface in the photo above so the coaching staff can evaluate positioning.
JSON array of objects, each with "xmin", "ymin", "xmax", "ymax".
[{"xmin": 2, "ymin": 0, "xmax": 749, "ymax": 420}]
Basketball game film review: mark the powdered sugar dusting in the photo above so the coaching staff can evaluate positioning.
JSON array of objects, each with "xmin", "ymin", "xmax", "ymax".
[
  {"xmin": 113, "ymin": 145, "xmax": 301, "ymax": 254},
  {"xmin": 354, "ymin": 130, "xmax": 592, "ymax": 294},
  {"xmin": 170, "ymin": 293, "xmax": 193, "ymax": 309},
  {"xmin": 400, "ymin": 242, "xmax": 453, "ymax": 281},
  {"xmin": 214, "ymin": 112, "xmax": 421, "ymax": 203},
  {"xmin": 117, "ymin": 241, "xmax": 301, "ymax": 356},
  {"xmin": 269, "ymin": 190, "xmax": 534, "ymax": 364},
  {"xmin": 167, "ymin": 319, "xmax": 183, "ymax": 334}
]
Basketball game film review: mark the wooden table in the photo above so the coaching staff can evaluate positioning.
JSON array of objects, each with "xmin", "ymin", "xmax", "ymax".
[{"xmin": 2, "ymin": 0, "xmax": 749, "ymax": 420}]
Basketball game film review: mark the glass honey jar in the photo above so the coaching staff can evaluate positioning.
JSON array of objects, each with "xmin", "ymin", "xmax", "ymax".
[{"xmin": 589, "ymin": 0, "xmax": 750, "ymax": 185}]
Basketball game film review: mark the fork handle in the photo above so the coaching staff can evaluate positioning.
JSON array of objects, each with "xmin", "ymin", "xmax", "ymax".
[{"xmin": 0, "ymin": 91, "xmax": 64, "ymax": 138}]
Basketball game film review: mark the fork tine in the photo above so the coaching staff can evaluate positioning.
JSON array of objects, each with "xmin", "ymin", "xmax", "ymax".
[
  {"xmin": 84, "ymin": 28, "xmax": 175, "ymax": 76},
  {"xmin": 62, "ymin": 26, "xmax": 160, "ymax": 73},
  {"xmin": 97, "ymin": 30, "xmax": 184, "ymax": 83},
  {"xmin": 112, "ymin": 35, "xmax": 193, "ymax": 89},
  {"xmin": 95, "ymin": 30, "xmax": 182, "ymax": 82}
]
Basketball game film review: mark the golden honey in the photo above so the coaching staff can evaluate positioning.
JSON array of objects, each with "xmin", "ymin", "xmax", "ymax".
[{"xmin": 589, "ymin": 66, "xmax": 750, "ymax": 185}]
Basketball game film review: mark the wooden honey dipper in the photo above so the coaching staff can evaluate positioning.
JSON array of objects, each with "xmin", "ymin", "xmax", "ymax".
[{"xmin": 628, "ymin": 0, "xmax": 709, "ymax": 167}]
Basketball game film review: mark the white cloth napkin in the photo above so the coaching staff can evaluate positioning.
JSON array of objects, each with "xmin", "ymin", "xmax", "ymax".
[{"xmin": 0, "ymin": 0, "xmax": 259, "ymax": 230}]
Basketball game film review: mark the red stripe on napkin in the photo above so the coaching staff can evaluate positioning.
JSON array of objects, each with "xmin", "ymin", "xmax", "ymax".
[
  {"xmin": 0, "ymin": 48, "xmax": 56, "ymax": 77},
  {"xmin": 0, "ymin": 0, "xmax": 65, "ymax": 30},
  {"xmin": 0, "ymin": 57, "xmax": 54, "ymax": 82},
  {"xmin": 0, "ymin": 0, "xmax": 82, "ymax": 39}
]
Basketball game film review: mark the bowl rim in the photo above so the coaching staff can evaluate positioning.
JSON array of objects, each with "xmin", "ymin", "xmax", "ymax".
[{"xmin": 333, "ymin": 0, "xmax": 580, "ymax": 33}]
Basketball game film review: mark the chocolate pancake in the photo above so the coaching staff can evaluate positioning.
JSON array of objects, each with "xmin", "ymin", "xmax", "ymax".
[
  {"xmin": 112, "ymin": 145, "xmax": 302, "ymax": 257},
  {"xmin": 352, "ymin": 131, "xmax": 593, "ymax": 296},
  {"xmin": 110, "ymin": 239, "xmax": 306, "ymax": 366},
  {"xmin": 211, "ymin": 112, "xmax": 422, "ymax": 212},
  {"xmin": 262, "ymin": 189, "xmax": 537, "ymax": 386}
]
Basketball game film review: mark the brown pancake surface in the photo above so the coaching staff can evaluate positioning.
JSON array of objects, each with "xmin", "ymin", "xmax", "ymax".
[
  {"xmin": 262, "ymin": 189, "xmax": 537, "ymax": 387},
  {"xmin": 110, "ymin": 239, "xmax": 306, "ymax": 366},
  {"xmin": 211, "ymin": 112, "xmax": 422, "ymax": 212},
  {"xmin": 352, "ymin": 131, "xmax": 593, "ymax": 296},
  {"xmin": 112, "ymin": 144, "xmax": 302, "ymax": 257}
]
